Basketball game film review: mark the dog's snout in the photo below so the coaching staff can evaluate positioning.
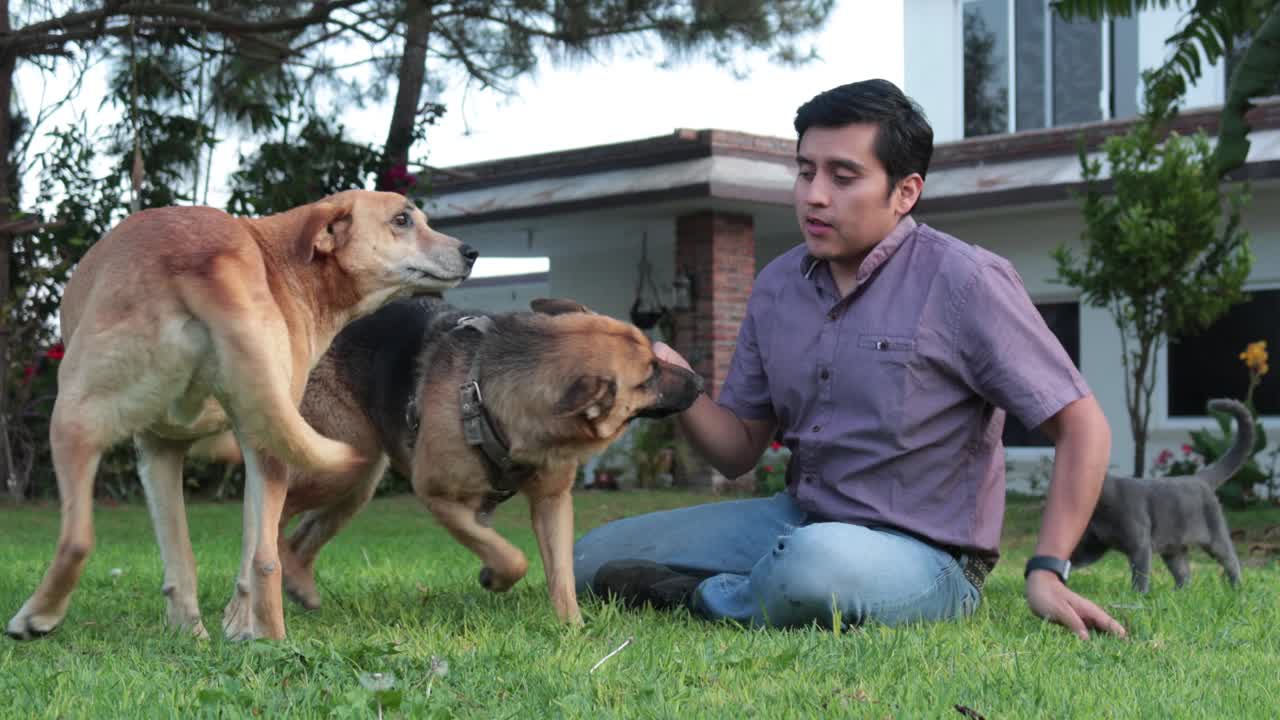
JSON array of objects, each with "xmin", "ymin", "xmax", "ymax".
[{"xmin": 458, "ymin": 243, "xmax": 479, "ymax": 267}]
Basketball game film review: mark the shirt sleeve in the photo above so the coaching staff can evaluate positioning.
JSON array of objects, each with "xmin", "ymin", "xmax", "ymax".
[
  {"xmin": 954, "ymin": 260, "xmax": 1091, "ymax": 430},
  {"xmin": 716, "ymin": 291, "xmax": 776, "ymax": 422}
]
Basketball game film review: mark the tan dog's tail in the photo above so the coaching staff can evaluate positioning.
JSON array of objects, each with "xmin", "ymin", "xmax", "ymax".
[{"xmin": 1193, "ymin": 399, "xmax": 1256, "ymax": 490}]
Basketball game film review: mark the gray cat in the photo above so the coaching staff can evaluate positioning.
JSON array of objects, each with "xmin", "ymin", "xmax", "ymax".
[{"xmin": 1071, "ymin": 398, "xmax": 1254, "ymax": 592}]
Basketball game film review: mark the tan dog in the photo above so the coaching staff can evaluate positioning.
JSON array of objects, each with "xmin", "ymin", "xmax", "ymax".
[
  {"xmin": 266, "ymin": 297, "xmax": 702, "ymax": 624},
  {"xmin": 7, "ymin": 190, "xmax": 476, "ymax": 641}
]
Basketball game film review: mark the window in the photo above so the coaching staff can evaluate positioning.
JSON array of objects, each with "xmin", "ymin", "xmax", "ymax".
[
  {"xmin": 964, "ymin": 1, "xmax": 1140, "ymax": 137},
  {"xmin": 1003, "ymin": 302, "xmax": 1081, "ymax": 447},
  {"xmin": 1167, "ymin": 288, "xmax": 1280, "ymax": 417}
]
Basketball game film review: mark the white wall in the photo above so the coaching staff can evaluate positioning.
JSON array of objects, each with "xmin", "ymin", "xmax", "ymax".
[
  {"xmin": 1137, "ymin": 5, "xmax": 1226, "ymax": 112},
  {"xmin": 445, "ymin": 279, "xmax": 551, "ymax": 315},
  {"xmin": 904, "ymin": 0, "xmax": 965, "ymax": 142},
  {"xmin": 546, "ymin": 220, "xmax": 678, "ymax": 332}
]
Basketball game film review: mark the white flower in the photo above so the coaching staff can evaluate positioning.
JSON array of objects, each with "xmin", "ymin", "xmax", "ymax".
[{"xmin": 358, "ymin": 671, "xmax": 397, "ymax": 692}]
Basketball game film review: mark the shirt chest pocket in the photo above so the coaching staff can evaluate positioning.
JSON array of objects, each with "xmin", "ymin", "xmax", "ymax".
[{"xmin": 847, "ymin": 333, "xmax": 917, "ymax": 428}]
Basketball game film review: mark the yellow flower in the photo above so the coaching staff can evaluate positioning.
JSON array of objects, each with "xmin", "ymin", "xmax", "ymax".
[{"xmin": 1239, "ymin": 340, "xmax": 1268, "ymax": 373}]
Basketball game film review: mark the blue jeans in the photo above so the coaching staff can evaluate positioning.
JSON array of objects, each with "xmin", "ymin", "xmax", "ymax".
[{"xmin": 574, "ymin": 493, "xmax": 982, "ymax": 628}]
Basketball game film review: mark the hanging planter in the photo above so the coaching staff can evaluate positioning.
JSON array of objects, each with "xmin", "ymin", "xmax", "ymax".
[{"xmin": 629, "ymin": 232, "xmax": 669, "ymax": 330}]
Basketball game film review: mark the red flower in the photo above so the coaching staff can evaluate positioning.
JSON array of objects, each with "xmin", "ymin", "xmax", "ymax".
[
  {"xmin": 764, "ymin": 465, "xmax": 774, "ymax": 473},
  {"xmin": 1155, "ymin": 449, "xmax": 1173, "ymax": 466},
  {"xmin": 22, "ymin": 364, "xmax": 35, "ymax": 382},
  {"xmin": 46, "ymin": 343, "xmax": 65, "ymax": 360},
  {"xmin": 1181, "ymin": 444, "xmax": 1193, "ymax": 455},
  {"xmin": 769, "ymin": 441, "xmax": 782, "ymax": 451}
]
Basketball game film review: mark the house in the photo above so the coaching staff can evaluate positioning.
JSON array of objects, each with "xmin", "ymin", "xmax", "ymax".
[{"xmin": 424, "ymin": 1, "xmax": 1279, "ymax": 490}]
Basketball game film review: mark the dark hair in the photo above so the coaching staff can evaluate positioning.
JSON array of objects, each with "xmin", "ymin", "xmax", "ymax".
[{"xmin": 794, "ymin": 79, "xmax": 934, "ymax": 190}]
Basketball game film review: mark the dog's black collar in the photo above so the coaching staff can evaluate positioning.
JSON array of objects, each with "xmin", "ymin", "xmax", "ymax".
[{"xmin": 450, "ymin": 316, "xmax": 533, "ymax": 516}]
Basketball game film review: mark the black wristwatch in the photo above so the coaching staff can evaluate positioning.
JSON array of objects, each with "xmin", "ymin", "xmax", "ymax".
[{"xmin": 1024, "ymin": 555, "xmax": 1071, "ymax": 585}]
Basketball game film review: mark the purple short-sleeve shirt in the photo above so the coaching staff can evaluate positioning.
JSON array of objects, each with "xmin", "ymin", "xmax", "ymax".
[{"xmin": 718, "ymin": 217, "xmax": 1090, "ymax": 563}]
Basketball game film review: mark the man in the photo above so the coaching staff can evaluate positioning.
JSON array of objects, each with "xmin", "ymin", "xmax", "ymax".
[{"xmin": 573, "ymin": 79, "xmax": 1126, "ymax": 640}]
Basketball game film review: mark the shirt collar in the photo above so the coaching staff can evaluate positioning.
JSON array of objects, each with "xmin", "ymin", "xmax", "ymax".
[{"xmin": 799, "ymin": 215, "xmax": 918, "ymax": 284}]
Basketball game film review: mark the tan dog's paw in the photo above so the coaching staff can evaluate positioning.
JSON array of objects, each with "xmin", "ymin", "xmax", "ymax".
[
  {"xmin": 6, "ymin": 608, "xmax": 60, "ymax": 641},
  {"xmin": 221, "ymin": 586, "xmax": 256, "ymax": 642},
  {"xmin": 6, "ymin": 597, "xmax": 70, "ymax": 641}
]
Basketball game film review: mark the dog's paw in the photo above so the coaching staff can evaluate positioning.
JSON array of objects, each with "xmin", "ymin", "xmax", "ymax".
[
  {"xmin": 222, "ymin": 592, "xmax": 255, "ymax": 642},
  {"xmin": 5, "ymin": 609, "xmax": 60, "ymax": 641}
]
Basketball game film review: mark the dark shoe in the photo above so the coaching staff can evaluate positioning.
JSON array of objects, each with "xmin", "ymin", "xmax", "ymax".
[{"xmin": 591, "ymin": 559, "xmax": 701, "ymax": 611}]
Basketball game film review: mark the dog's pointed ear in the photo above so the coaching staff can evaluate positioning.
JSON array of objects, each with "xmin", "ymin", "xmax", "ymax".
[
  {"xmin": 531, "ymin": 298, "xmax": 594, "ymax": 316},
  {"xmin": 554, "ymin": 375, "xmax": 616, "ymax": 419},
  {"xmin": 296, "ymin": 200, "xmax": 353, "ymax": 262}
]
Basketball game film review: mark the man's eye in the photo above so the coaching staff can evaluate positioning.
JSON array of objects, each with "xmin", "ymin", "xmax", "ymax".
[
  {"xmin": 798, "ymin": 170, "xmax": 815, "ymax": 181},
  {"xmin": 834, "ymin": 175, "xmax": 856, "ymax": 184}
]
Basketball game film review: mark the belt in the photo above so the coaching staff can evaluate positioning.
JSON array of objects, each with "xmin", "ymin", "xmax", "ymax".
[{"xmin": 952, "ymin": 552, "xmax": 993, "ymax": 592}]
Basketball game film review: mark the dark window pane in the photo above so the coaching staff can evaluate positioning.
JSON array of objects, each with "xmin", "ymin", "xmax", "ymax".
[
  {"xmin": 1052, "ymin": 13, "xmax": 1103, "ymax": 125},
  {"xmin": 1004, "ymin": 302, "xmax": 1081, "ymax": 447},
  {"xmin": 1111, "ymin": 15, "xmax": 1140, "ymax": 119},
  {"xmin": 1014, "ymin": 0, "xmax": 1047, "ymax": 131},
  {"xmin": 1168, "ymin": 289, "xmax": 1280, "ymax": 417},
  {"xmin": 964, "ymin": 0, "xmax": 1010, "ymax": 137}
]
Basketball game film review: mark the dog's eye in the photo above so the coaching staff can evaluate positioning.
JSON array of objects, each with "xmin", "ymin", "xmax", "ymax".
[{"xmin": 392, "ymin": 212, "xmax": 413, "ymax": 228}]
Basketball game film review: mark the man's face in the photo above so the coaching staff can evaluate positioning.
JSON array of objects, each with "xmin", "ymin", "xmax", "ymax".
[{"xmin": 793, "ymin": 123, "xmax": 917, "ymax": 267}]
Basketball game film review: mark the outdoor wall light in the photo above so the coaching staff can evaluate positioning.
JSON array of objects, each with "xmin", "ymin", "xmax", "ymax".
[{"xmin": 670, "ymin": 271, "xmax": 695, "ymax": 311}]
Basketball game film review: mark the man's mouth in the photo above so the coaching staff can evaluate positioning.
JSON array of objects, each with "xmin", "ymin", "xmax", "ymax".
[{"xmin": 804, "ymin": 217, "xmax": 833, "ymax": 235}]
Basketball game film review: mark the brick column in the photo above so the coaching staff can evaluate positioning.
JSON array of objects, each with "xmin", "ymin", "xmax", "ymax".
[{"xmin": 672, "ymin": 210, "xmax": 756, "ymax": 490}]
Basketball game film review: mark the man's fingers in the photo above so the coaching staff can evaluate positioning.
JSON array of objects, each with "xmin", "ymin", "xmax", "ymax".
[
  {"xmin": 1058, "ymin": 605, "xmax": 1090, "ymax": 641},
  {"xmin": 1069, "ymin": 593, "xmax": 1128, "ymax": 639}
]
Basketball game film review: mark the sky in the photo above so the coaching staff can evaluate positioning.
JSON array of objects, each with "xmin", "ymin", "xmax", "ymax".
[{"xmin": 15, "ymin": 1, "xmax": 905, "ymax": 277}]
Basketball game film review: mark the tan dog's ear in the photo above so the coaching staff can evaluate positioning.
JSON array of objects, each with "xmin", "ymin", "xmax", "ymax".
[
  {"xmin": 296, "ymin": 201, "xmax": 352, "ymax": 262},
  {"xmin": 531, "ymin": 298, "xmax": 594, "ymax": 316},
  {"xmin": 554, "ymin": 375, "xmax": 616, "ymax": 419}
]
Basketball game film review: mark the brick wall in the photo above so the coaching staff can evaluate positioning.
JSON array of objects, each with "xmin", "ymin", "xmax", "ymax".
[{"xmin": 673, "ymin": 211, "xmax": 755, "ymax": 397}]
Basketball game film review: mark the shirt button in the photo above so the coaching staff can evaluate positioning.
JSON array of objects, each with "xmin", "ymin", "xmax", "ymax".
[
  {"xmin": 819, "ymin": 369, "xmax": 830, "ymax": 380},
  {"xmin": 811, "ymin": 424, "xmax": 821, "ymax": 433},
  {"xmin": 803, "ymin": 473, "xmax": 816, "ymax": 483}
]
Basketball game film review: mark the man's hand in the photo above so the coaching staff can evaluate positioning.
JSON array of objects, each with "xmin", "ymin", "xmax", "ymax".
[
  {"xmin": 653, "ymin": 341, "xmax": 693, "ymax": 371},
  {"xmin": 1025, "ymin": 570, "xmax": 1126, "ymax": 640}
]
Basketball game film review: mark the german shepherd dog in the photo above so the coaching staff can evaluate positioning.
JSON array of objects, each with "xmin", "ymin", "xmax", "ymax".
[
  {"xmin": 274, "ymin": 296, "xmax": 703, "ymax": 624},
  {"xmin": 1072, "ymin": 399, "xmax": 1254, "ymax": 592}
]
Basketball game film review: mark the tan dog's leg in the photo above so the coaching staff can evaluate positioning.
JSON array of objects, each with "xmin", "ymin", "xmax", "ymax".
[
  {"xmin": 423, "ymin": 495, "xmax": 529, "ymax": 594},
  {"xmin": 135, "ymin": 432, "xmax": 208, "ymax": 638},
  {"xmin": 6, "ymin": 405, "xmax": 106, "ymax": 639},
  {"xmin": 223, "ymin": 443, "xmax": 290, "ymax": 641},
  {"xmin": 281, "ymin": 455, "xmax": 390, "ymax": 610},
  {"xmin": 178, "ymin": 264, "xmax": 359, "ymax": 475},
  {"xmin": 528, "ymin": 487, "xmax": 583, "ymax": 625}
]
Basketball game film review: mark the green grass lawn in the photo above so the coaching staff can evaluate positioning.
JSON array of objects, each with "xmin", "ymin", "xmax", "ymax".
[{"xmin": 2, "ymin": 490, "xmax": 1278, "ymax": 719}]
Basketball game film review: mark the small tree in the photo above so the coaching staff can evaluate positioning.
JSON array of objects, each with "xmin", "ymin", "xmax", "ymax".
[{"xmin": 1053, "ymin": 71, "xmax": 1253, "ymax": 475}]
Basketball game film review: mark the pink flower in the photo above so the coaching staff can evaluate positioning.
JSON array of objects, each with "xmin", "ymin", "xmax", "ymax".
[
  {"xmin": 769, "ymin": 441, "xmax": 782, "ymax": 451},
  {"xmin": 1182, "ymin": 444, "xmax": 1193, "ymax": 455},
  {"xmin": 764, "ymin": 465, "xmax": 774, "ymax": 473},
  {"xmin": 1155, "ymin": 449, "xmax": 1173, "ymax": 466},
  {"xmin": 46, "ymin": 343, "xmax": 65, "ymax": 360}
]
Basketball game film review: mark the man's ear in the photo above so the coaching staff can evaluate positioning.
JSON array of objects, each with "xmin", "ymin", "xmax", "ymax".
[
  {"xmin": 554, "ymin": 375, "xmax": 616, "ymax": 419},
  {"xmin": 296, "ymin": 201, "xmax": 352, "ymax": 262},
  {"xmin": 531, "ymin": 298, "xmax": 594, "ymax": 316},
  {"xmin": 894, "ymin": 173, "xmax": 924, "ymax": 216}
]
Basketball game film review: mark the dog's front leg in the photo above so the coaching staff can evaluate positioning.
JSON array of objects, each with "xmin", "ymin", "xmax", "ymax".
[
  {"xmin": 423, "ymin": 495, "xmax": 529, "ymax": 593},
  {"xmin": 223, "ymin": 442, "xmax": 290, "ymax": 640},
  {"xmin": 527, "ymin": 488, "xmax": 582, "ymax": 625}
]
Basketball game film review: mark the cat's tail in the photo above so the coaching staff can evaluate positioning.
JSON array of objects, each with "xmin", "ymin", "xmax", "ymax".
[{"xmin": 1191, "ymin": 399, "xmax": 1256, "ymax": 490}]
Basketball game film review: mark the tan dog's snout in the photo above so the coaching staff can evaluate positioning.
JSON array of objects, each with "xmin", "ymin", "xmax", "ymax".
[{"xmin": 636, "ymin": 363, "xmax": 702, "ymax": 419}]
